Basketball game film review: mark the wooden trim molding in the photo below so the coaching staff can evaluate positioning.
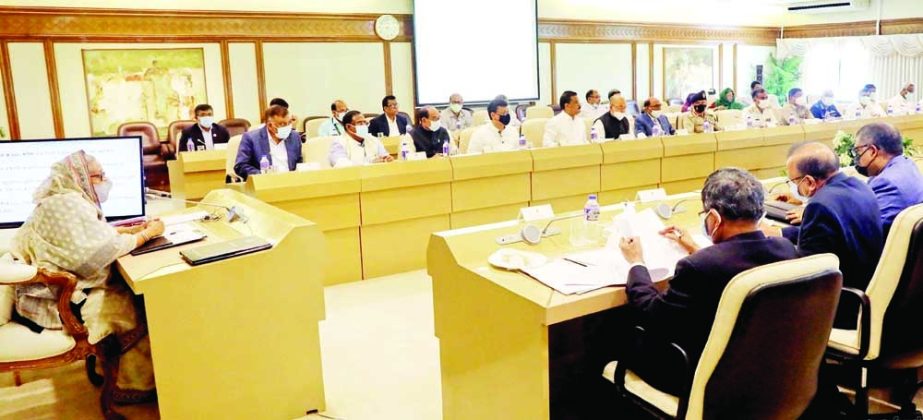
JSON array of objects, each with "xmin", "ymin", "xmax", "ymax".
[
  {"xmin": 648, "ymin": 43, "xmax": 654, "ymax": 101},
  {"xmin": 718, "ymin": 43, "xmax": 724, "ymax": 89},
  {"xmin": 538, "ymin": 19, "xmax": 779, "ymax": 44},
  {"xmin": 0, "ymin": 7, "xmax": 412, "ymax": 41},
  {"xmin": 43, "ymin": 40, "xmax": 64, "ymax": 138},
  {"xmin": 219, "ymin": 41, "xmax": 234, "ymax": 119},
  {"xmin": 0, "ymin": 42, "xmax": 20, "ymax": 140},
  {"xmin": 549, "ymin": 41, "xmax": 557, "ymax": 103},
  {"xmin": 631, "ymin": 42, "xmax": 637, "ymax": 100},
  {"xmin": 733, "ymin": 44, "xmax": 738, "ymax": 92},
  {"xmin": 254, "ymin": 41, "xmax": 267, "ymax": 115},
  {"xmin": 383, "ymin": 41, "xmax": 393, "ymax": 96},
  {"xmin": 783, "ymin": 18, "xmax": 923, "ymax": 39}
]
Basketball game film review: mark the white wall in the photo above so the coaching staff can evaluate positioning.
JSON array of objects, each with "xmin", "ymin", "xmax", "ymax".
[
  {"xmin": 538, "ymin": 43, "xmax": 552, "ymax": 106},
  {"xmin": 636, "ymin": 43, "xmax": 650, "ymax": 101},
  {"xmin": 736, "ymin": 45, "xmax": 776, "ymax": 100},
  {"xmin": 229, "ymin": 43, "xmax": 261, "ymax": 126},
  {"xmin": 8, "ymin": 43, "xmax": 54, "ymax": 139},
  {"xmin": 390, "ymin": 42, "xmax": 414, "ymax": 111},
  {"xmin": 554, "ymin": 43, "xmax": 633, "ymax": 102}
]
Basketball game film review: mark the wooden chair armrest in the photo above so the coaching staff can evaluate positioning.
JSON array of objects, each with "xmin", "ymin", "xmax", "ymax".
[{"xmin": 12, "ymin": 269, "xmax": 88, "ymax": 339}]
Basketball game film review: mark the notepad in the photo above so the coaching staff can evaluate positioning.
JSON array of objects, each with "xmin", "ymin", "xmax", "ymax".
[{"xmin": 522, "ymin": 257, "xmax": 627, "ymax": 295}]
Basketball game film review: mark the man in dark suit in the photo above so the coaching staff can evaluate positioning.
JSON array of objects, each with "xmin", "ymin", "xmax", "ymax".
[
  {"xmin": 179, "ymin": 103, "xmax": 230, "ymax": 151},
  {"xmin": 634, "ymin": 97, "xmax": 675, "ymax": 137},
  {"xmin": 765, "ymin": 141, "xmax": 883, "ymax": 292},
  {"xmin": 410, "ymin": 106, "xmax": 451, "ymax": 158},
  {"xmin": 234, "ymin": 105, "xmax": 303, "ymax": 180},
  {"xmin": 368, "ymin": 95, "xmax": 409, "ymax": 137},
  {"xmin": 618, "ymin": 167, "xmax": 799, "ymax": 395}
]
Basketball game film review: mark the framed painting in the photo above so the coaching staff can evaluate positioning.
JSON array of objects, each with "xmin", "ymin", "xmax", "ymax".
[
  {"xmin": 82, "ymin": 48, "xmax": 208, "ymax": 137},
  {"xmin": 663, "ymin": 46, "xmax": 715, "ymax": 102}
]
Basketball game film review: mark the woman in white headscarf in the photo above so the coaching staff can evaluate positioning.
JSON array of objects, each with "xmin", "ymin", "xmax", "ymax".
[{"xmin": 12, "ymin": 150, "xmax": 164, "ymax": 402}]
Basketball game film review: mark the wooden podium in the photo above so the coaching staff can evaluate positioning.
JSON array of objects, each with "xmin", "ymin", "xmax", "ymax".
[{"xmin": 116, "ymin": 189, "xmax": 326, "ymax": 419}]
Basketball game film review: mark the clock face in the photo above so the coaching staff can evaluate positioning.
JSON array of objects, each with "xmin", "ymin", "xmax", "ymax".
[{"xmin": 375, "ymin": 15, "xmax": 400, "ymax": 41}]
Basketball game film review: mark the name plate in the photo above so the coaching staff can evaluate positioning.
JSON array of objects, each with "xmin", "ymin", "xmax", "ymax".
[
  {"xmin": 519, "ymin": 204, "xmax": 555, "ymax": 222},
  {"xmin": 635, "ymin": 188, "xmax": 667, "ymax": 203}
]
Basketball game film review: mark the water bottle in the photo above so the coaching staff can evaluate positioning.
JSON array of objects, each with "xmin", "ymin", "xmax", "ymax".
[
  {"xmin": 916, "ymin": 103, "xmax": 922, "ymax": 114},
  {"xmin": 400, "ymin": 139, "xmax": 410, "ymax": 161},
  {"xmin": 787, "ymin": 113, "xmax": 797, "ymax": 126},
  {"xmin": 584, "ymin": 194, "xmax": 600, "ymax": 222},
  {"xmin": 186, "ymin": 139, "xmax": 195, "ymax": 152},
  {"xmin": 702, "ymin": 120, "xmax": 712, "ymax": 133},
  {"xmin": 887, "ymin": 104, "xmax": 894, "ymax": 116},
  {"xmin": 590, "ymin": 127, "xmax": 599, "ymax": 142},
  {"xmin": 746, "ymin": 114, "xmax": 754, "ymax": 129},
  {"xmin": 442, "ymin": 140, "xmax": 450, "ymax": 157},
  {"xmin": 259, "ymin": 155, "xmax": 270, "ymax": 174},
  {"xmin": 518, "ymin": 134, "xmax": 528, "ymax": 150},
  {"xmin": 583, "ymin": 194, "xmax": 601, "ymax": 245}
]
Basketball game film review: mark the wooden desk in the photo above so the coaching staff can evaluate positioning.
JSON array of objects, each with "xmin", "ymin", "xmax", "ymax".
[
  {"xmin": 661, "ymin": 133, "xmax": 716, "ymax": 194},
  {"xmin": 245, "ymin": 168, "xmax": 362, "ymax": 286},
  {"xmin": 429, "ymin": 193, "xmax": 702, "ymax": 420},
  {"xmin": 449, "ymin": 151, "xmax": 533, "ymax": 229},
  {"xmin": 116, "ymin": 189, "xmax": 326, "ymax": 419},
  {"xmin": 166, "ymin": 150, "xmax": 227, "ymax": 201},
  {"xmin": 360, "ymin": 158, "xmax": 453, "ymax": 278},
  {"xmin": 891, "ymin": 115, "xmax": 923, "ymax": 147},
  {"xmin": 599, "ymin": 139, "xmax": 663, "ymax": 205},
  {"xmin": 530, "ymin": 143, "xmax": 603, "ymax": 212}
]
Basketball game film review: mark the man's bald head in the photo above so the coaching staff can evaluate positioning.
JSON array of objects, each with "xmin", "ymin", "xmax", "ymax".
[
  {"xmin": 610, "ymin": 95, "xmax": 627, "ymax": 113},
  {"xmin": 787, "ymin": 142, "xmax": 840, "ymax": 181}
]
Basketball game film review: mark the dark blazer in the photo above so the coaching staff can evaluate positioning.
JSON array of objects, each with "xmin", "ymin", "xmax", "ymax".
[
  {"xmin": 782, "ymin": 172, "xmax": 883, "ymax": 291},
  {"xmin": 178, "ymin": 123, "xmax": 230, "ymax": 152},
  {"xmin": 634, "ymin": 113, "xmax": 676, "ymax": 136},
  {"xmin": 233, "ymin": 127, "xmax": 303, "ymax": 180},
  {"xmin": 368, "ymin": 113, "xmax": 410, "ymax": 138},
  {"xmin": 410, "ymin": 126, "xmax": 450, "ymax": 158},
  {"xmin": 625, "ymin": 231, "xmax": 799, "ymax": 394}
]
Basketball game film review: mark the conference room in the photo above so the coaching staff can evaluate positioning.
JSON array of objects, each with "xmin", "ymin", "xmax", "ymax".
[{"xmin": 2, "ymin": 0, "xmax": 923, "ymax": 419}]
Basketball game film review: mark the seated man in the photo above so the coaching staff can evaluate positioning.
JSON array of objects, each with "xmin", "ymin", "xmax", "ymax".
[
  {"xmin": 764, "ymin": 141, "xmax": 883, "ymax": 294},
  {"xmin": 635, "ymin": 97, "xmax": 675, "ymax": 137},
  {"xmin": 318, "ymin": 100, "xmax": 348, "ymax": 137},
  {"xmin": 440, "ymin": 93, "xmax": 473, "ymax": 131},
  {"xmin": 779, "ymin": 87, "xmax": 814, "ymax": 126},
  {"xmin": 887, "ymin": 82, "xmax": 915, "ymax": 115},
  {"xmin": 329, "ymin": 110, "xmax": 393, "ymax": 167},
  {"xmin": 742, "ymin": 88, "xmax": 779, "ymax": 127},
  {"xmin": 810, "ymin": 90, "xmax": 841, "ymax": 120},
  {"xmin": 234, "ymin": 105, "xmax": 303, "ymax": 180},
  {"xmin": 618, "ymin": 168, "xmax": 798, "ymax": 395},
  {"xmin": 592, "ymin": 94, "xmax": 631, "ymax": 140},
  {"xmin": 369, "ymin": 95, "xmax": 410, "ymax": 137},
  {"xmin": 680, "ymin": 91, "xmax": 720, "ymax": 133},
  {"xmin": 852, "ymin": 122, "xmax": 923, "ymax": 235},
  {"xmin": 467, "ymin": 98, "xmax": 518, "ymax": 153},
  {"xmin": 848, "ymin": 84, "xmax": 885, "ymax": 119},
  {"xmin": 543, "ymin": 90, "xmax": 588, "ymax": 147},
  {"xmin": 179, "ymin": 103, "xmax": 230, "ymax": 151},
  {"xmin": 580, "ymin": 89, "xmax": 606, "ymax": 119},
  {"xmin": 411, "ymin": 106, "xmax": 452, "ymax": 158}
]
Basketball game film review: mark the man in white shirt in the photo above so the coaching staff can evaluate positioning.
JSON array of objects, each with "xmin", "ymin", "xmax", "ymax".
[
  {"xmin": 849, "ymin": 85, "xmax": 885, "ymax": 119},
  {"xmin": 580, "ymin": 89, "xmax": 606, "ymax": 120},
  {"xmin": 887, "ymin": 82, "xmax": 915, "ymax": 115},
  {"xmin": 318, "ymin": 99, "xmax": 348, "ymax": 137},
  {"xmin": 440, "ymin": 93, "xmax": 473, "ymax": 132},
  {"xmin": 543, "ymin": 91, "xmax": 587, "ymax": 147},
  {"xmin": 329, "ymin": 111, "xmax": 394, "ymax": 168},
  {"xmin": 468, "ymin": 98, "xmax": 519, "ymax": 153},
  {"xmin": 743, "ymin": 88, "xmax": 779, "ymax": 128}
]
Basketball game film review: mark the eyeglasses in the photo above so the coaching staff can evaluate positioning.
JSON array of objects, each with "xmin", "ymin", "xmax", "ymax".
[
  {"xmin": 385, "ymin": 103, "xmax": 399, "ymax": 109},
  {"xmin": 90, "ymin": 172, "xmax": 107, "ymax": 182},
  {"xmin": 786, "ymin": 175, "xmax": 806, "ymax": 188},
  {"xmin": 849, "ymin": 144, "xmax": 872, "ymax": 160}
]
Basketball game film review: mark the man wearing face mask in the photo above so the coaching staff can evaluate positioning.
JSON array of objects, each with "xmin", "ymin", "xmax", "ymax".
[
  {"xmin": 635, "ymin": 97, "xmax": 675, "ymax": 137},
  {"xmin": 810, "ymin": 90, "xmax": 841, "ymax": 120},
  {"xmin": 467, "ymin": 98, "xmax": 518, "ymax": 154},
  {"xmin": 329, "ymin": 110, "xmax": 393, "ymax": 167},
  {"xmin": 743, "ymin": 88, "xmax": 779, "ymax": 128},
  {"xmin": 849, "ymin": 84, "xmax": 885, "ymax": 118},
  {"xmin": 888, "ymin": 82, "xmax": 916, "ymax": 115},
  {"xmin": 852, "ymin": 122, "xmax": 923, "ymax": 236},
  {"xmin": 580, "ymin": 89, "xmax": 607, "ymax": 119},
  {"xmin": 318, "ymin": 99, "xmax": 349, "ymax": 137},
  {"xmin": 592, "ymin": 93, "xmax": 631, "ymax": 140},
  {"xmin": 763, "ymin": 142, "xmax": 882, "ymax": 297},
  {"xmin": 680, "ymin": 91, "xmax": 720, "ymax": 133},
  {"xmin": 440, "ymin": 93, "xmax": 473, "ymax": 131},
  {"xmin": 410, "ymin": 106, "xmax": 452, "ymax": 158},
  {"xmin": 543, "ymin": 91, "xmax": 588, "ymax": 147},
  {"xmin": 179, "ymin": 104, "xmax": 229, "ymax": 151},
  {"xmin": 779, "ymin": 88, "xmax": 814, "ymax": 126},
  {"xmin": 234, "ymin": 105, "xmax": 303, "ymax": 180},
  {"xmin": 617, "ymin": 168, "xmax": 798, "ymax": 395}
]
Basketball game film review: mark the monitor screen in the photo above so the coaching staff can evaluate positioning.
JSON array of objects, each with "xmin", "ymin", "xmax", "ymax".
[
  {"xmin": 0, "ymin": 136, "xmax": 145, "ymax": 228},
  {"xmin": 412, "ymin": 0, "xmax": 539, "ymax": 106}
]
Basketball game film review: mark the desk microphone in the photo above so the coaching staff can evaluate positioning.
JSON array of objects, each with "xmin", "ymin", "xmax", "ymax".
[
  {"xmin": 144, "ymin": 189, "xmax": 246, "ymax": 223},
  {"xmin": 655, "ymin": 198, "xmax": 695, "ymax": 219}
]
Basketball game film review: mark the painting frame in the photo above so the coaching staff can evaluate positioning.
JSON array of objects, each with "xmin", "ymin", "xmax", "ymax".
[
  {"xmin": 662, "ymin": 45, "xmax": 717, "ymax": 102},
  {"xmin": 81, "ymin": 47, "xmax": 209, "ymax": 138}
]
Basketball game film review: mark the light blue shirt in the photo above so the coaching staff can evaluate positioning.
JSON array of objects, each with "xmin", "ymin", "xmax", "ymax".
[
  {"xmin": 317, "ymin": 117, "xmax": 345, "ymax": 137},
  {"xmin": 868, "ymin": 155, "xmax": 923, "ymax": 233}
]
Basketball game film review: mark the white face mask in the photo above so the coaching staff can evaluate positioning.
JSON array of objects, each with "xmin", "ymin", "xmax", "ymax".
[
  {"xmin": 822, "ymin": 97, "xmax": 834, "ymax": 106},
  {"xmin": 354, "ymin": 124, "xmax": 369, "ymax": 138},
  {"xmin": 276, "ymin": 125, "xmax": 293, "ymax": 139},
  {"xmin": 94, "ymin": 179, "xmax": 112, "ymax": 203},
  {"xmin": 650, "ymin": 110, "xmax": 663, "ymax": 118},
  {"xmin": 859, "ymin": 96, "xmax": 871, "ymax": 106},
  {"xmin": 795, "ymin": 97, "xmax": 807, "ymax": 107},
  {"xmin": 789, "ymin": 179, "xmax": 810, "ymax": 203},
  {"xmin": 612, "ymin": 111, "xmax": 626, "ymax": 119},
  {"xmin": 449, "ymin": 103, "xmax": 463, "ymax": 113},
  {"xmin": 700, "ymin": 210, "xmax": 720, "ymax": 240},
  {"xmin": 336, "ymin": 112, "xmax": 347, "ymax": 121},
  {"xmin": 198, "ymin": 116, "xmax": 214, "ymax": 128},
  {"xmin": 429, "ymin": 120, "xmax": 442, "ymax": 132}
]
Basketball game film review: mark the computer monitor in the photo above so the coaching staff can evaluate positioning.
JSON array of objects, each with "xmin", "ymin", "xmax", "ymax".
[{"xmin": 0, "ymin": 136, "xmax": 145, "ymax": 228}]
